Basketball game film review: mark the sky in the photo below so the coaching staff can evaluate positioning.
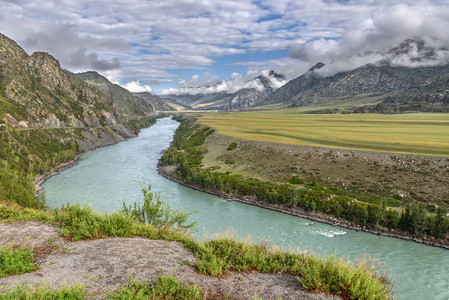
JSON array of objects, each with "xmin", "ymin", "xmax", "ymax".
[{"xmin": 1, "ymin": 0, "xmax": 449, "ymax": 95}]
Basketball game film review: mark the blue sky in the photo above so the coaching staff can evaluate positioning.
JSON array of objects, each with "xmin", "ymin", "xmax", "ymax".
[{"xmin": 1, "ymin": 0, "xmax": 449, "ymax": 94}]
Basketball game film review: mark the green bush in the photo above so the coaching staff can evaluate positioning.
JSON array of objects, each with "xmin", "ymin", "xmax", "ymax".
[
  {"xmin": 111, "ymin": 275, "xmax": 202, "ymax": 300},
  {"xmin": 385, "ymin": 198, "xmax": 402, "ymax": 208},
  {"xmin": 227, "ymin": 142, "xmax": 238, "ymax": 151},
  {"xmin": 0, "ymin": 245, "xmax": 37, "ymax": 278},
  {"xmin": 121, "ymin": 185, "xmax": 197, "ymax": 231},
  {"xmin": 425, "ymin": 204, "xmax": 437, "ymax": 213},
  {"xmin": 53, "ymin": 202, "xmax": 135, "ymax": 241},
  {"xmin": 392, "ymin": 194, "xmax": 402, "ymax": 200},
  {"xmin": 289, "ymin": 176, "xmax": 304, "ymax": 184}
]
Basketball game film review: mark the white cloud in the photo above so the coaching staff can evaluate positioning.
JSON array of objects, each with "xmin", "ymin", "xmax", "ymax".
[
  {"xmin": 121, "ymin": 80, "xmax": 153, "ymax": 93},
  {"xmin": 1, "ymin": 0, "xmax": 449, "ymax": 89},
  {"xmin": 159, "ymin": 70, "xmax": 286, "ymax": 95}
]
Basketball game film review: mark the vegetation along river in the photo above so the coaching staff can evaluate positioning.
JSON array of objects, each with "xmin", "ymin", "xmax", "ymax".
[{"xmin": 41, "ymin": 117, "xmax": 449, "ymax": 300}]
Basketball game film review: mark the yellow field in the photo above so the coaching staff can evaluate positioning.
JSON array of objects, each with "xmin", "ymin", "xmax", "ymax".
[{"xmin": 198, "ymin": 112, "xmax": 449, "ymax": 157}]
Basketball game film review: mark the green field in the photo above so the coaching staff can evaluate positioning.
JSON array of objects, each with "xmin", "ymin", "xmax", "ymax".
[{"xmin": 198, "ymin": 112, "xmax": 449, "ymax": 156}]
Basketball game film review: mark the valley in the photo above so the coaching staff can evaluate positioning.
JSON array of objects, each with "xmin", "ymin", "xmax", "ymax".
[{"xmin": 2, "ymin": 27, "xmax": 449, "ymax": 299}]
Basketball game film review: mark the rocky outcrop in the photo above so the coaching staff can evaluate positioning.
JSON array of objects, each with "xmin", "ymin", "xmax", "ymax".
[
  {"xmin": 72, "ymin": 71, "xmax": 155, "ymax": 116},
  {"xmin": 0, "ymin": 221, "xmax": 338, "ymax": 300}
]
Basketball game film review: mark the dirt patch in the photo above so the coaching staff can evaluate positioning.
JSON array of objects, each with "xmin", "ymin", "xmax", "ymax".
[
  {"xmin": 0, "ymin": 221, "xmax": 63, "ymax": 248},
  {"xmin": 201, "ymin": 133, "xmax": 449, "ymax": 208},
  {"xmin": 0, "ymin": 221, "xmax": 339, "ymax": 300}
]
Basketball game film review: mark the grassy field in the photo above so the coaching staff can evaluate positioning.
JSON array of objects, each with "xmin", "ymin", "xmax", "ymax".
[{"xmin": 198, "ymin": 111, "xmax": 449, "ymax": 156}]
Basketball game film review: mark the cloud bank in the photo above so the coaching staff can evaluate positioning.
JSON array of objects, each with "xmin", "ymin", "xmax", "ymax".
[
  {"xmin": 289, "ymin": 4, "xmax": 449, "ymax": 76},
  {"xmin": 159, "ymin": 70, "xmax": 287, "ymax": 96},
  {"xmin": 1, "ymin": 1, "xmax": 449, "ymax": 91},
  {"xmin": 122, "ymin": 80, "xmax": 153, "ymax": 93}
]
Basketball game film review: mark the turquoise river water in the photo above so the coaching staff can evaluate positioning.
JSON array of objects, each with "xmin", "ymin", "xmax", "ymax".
[{"xmin": 41, "ymin": 118, "xmax": 449, "ymax": 299}]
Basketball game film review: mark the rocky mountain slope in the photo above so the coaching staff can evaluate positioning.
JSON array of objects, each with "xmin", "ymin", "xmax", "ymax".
[
  {"xmin": 260, "ymin": 62, "xmax": 449, "ymax": 108},
  {"xmin": 133, "ymin": 91, "xmax": 191, "ymax": 111},
  {"xmin": 164, "ymin": 92, "xmax": 232, "ymax": 110},
  {"xmin": 71, "ymin": 71, "xmax": 154, "ymax": 117},
  {"xmin": 260, "ymin": 40, "xmax": 449, "ymax": 110},
  {"xmin": 353, "ymin": 74, "xmax": 449, "ymax": 113},
  {"xmin": 0, "ymin": 32, "xmax": 152, "ymax": 206},
  {"xmin": 0, "ymin": 33, "xmax": 127, "ymax": 128},
  {"xmin": 225, "ymin": 71, "xmax": 286, "ymax": 110}
]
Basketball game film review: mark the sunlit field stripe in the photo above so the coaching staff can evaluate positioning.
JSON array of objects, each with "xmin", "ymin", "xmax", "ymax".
[{"xmin": 198, "ymin": 112, "xmax": 449, "ymax": 156}]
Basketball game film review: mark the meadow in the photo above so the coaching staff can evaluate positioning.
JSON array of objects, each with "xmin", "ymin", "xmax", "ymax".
[{"xmin": 198, "ymin": 111, "xmax": 449, "ymax": 157}]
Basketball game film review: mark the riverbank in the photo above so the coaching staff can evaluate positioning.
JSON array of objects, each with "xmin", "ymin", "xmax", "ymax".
[
  {"xmin": 158, "ymin": 164, "xmax": 449, "ymax": 250},
  {"xmin": 34, "ymin": 123, "xmax": 145, "ymax": 195}
]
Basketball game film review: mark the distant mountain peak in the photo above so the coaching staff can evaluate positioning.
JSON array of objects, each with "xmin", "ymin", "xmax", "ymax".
[{"xmin": 308, "ymin": 62, "xmax": 325, "ymax": 72}]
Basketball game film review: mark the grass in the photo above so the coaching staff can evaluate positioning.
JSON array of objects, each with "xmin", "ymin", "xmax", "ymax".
[
  {"xmin": 0, "ymin": 200, "xmax": 393, "ymax": 299},
  {"xmin": 0, "ymin": 283, "xmax": 86, "ymax": 300},
  {"xmin": 195, "ymin": 233, "xmax": 392, "ymax": 300},
  {"xmin": 198, "ymin": 112, "xmax": 449, "ymax": 156}
]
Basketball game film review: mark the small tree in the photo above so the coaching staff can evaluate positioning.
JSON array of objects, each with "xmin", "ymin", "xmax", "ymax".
[{"xmin": 122, "ymin": 185, "xmax": 197, "ymax": 231}]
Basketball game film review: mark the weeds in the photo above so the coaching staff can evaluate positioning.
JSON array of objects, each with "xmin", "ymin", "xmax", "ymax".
[
  {"xmin": 111, "ymin": 275, "xmax": 203, "ymax": 300},
  {"xmin": 194, "ymin": 233, "xmax": 392, "ymax": 300},
  {"xmin": 0, "ymin": 283, "xmax": 86, "ymax": 300}
]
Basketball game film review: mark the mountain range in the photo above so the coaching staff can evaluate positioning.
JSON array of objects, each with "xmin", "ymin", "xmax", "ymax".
[
  {"xmin": 164, "ymin": 39, "xmax": 449, "ymax": 113},
  {"xmin": 133, "ymin": 92, "xmax": 192, "ymax": 111}
]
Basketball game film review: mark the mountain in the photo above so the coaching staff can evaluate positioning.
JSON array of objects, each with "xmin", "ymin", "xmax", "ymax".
[
  {"xmin": 133, "ymin": 92, "xmax": 191, "ymax": 111},
  {"xmin": 164, "ymin": 92, "xmax": 232, "ymax": 110},
  {"xmin": 71, "ymin": 71, "xmax": 154, "ymax": 117},
  {"xmin": 353, "ymin": 74, "xmax": 449, "ymax": 113},
  {"xmin": 164, "ymin": 71, "xmax": 286, "ymax": 110},
  {"xmin": 0, "ymin": 33, "xmax": 124, "ymax": 128},
  {"xmin": 260, "ymin": 61, "xmax": 449, "ymax": 108},
  {"xmin": 258, "ymin": 64, "xmax": 324, "ymax": 107},
  {"xmin": 225, "ymin": 71, "xmax": 286, "ymax": 110}
]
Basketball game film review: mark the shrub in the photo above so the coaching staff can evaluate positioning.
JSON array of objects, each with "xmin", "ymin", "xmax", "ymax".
[
  {"xmin": 289, "ymin": 176, "xmax": 304, "ymax": 184},
  {"xmin": 53, "ymin": 202, "xmax": 135, "ymax": 241},
  {"xmin": 224, "ymin": 159, "xmax": 235, "ymax": 165},
  {"xmin": 385, "ymin": 198, "xmax": 402, "ymax": 208},
  {"xmin": 227, "ymin": 142, "xmax": 238, "ymax": 151},
  {"xmin": 392, "ymin": 194, "xmax": 402, "ymax": 200},
  {"xmin": 0, "ymin": 245, "xmax": 37, "ymax": 278},
  {"xmin": 425, "ymin": 204, "xmax": 437, "ymax": 213},
  {"xmin": 122, "ymin": 185, "xmax": 197, "ymax": 231},
  {"xmin": 111, "ymin": 275, "xmax": 202, "ymax": 300}
]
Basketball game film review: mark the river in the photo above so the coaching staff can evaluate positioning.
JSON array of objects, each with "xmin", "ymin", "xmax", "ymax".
[{"xmin": 41, "ymin": 117, "xmax": 449, "ymax": 300}]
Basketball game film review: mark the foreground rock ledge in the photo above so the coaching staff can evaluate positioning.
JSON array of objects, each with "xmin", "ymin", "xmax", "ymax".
[{"xmin": 0, "ymin": 221, "xmax": 339, "ymax": 300}]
